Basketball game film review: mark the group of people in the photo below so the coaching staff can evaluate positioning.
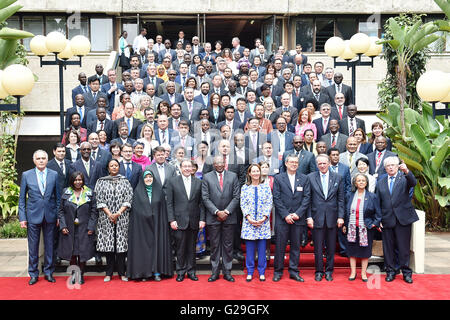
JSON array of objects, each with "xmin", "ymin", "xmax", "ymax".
[{"xmin": 18, "ymin": 31, "xmax": 419, "ymax": 286}]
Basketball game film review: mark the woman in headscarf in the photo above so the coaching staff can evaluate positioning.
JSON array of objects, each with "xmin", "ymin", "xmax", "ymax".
[{"xmin": 127, "ymin": 170, "xmax": 173, "ymax": 281}]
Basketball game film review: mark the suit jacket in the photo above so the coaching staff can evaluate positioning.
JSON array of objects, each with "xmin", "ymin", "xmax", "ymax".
[
  {"xmin": 304, "ymin": 91, "xmax": 332, "ymax": 107},
  {"xmin": 101, "ymin": 82, "xmax": 125, "ymax": 113},
  {"xmin": 267, "ymin": 130, "xmax": 295, "ymax": 155},
  {"xmin": 82, "ymin": 91, "xmax": 108, "ymax": 110},
  {"xmin": 180, "ymin": 101, "xmax": 204, "ymax": 122},
  {"xmin": 119, "ymin": 161, "xmax": 142, "ymax": 189},
  {"xmin": 281, "ymin": 149, "xmax": 317, "ymax": 175},
  {"xmin": 154, "ymin": 128, "xmax": 179, "ymax": 145},
  {"xmin": 87, "ymin": 118, "xmax": 116, "ymax": 142},
  {"xmin": 170, "ymin": 134, "xmax": 196, "ymax": 158},
  {"xmin": 202, "ymin": 154, "xmax": 246, "ymax": 187},
  {"xmin": 273, "ymin": 172, "xmax": 310, "ymax": 226},
  {"xmin": 145, "ymin": 162, "xmax": 177, "ymax": 191},
  {"xmin": 159, "ymin": 92, "xmax": 185, "ymax": 105},
  {"xmin": 201, "ymin": 170, "xmax": 240, "ymax": 225},
  {"xmin": 331, "ymin": 163, "xmax": 352, "ymax": 195},
  {"xmin": 313, "ymin": 117, "xmax": 331, "ymax": 141},
  {"xmin": 321, "ymin": 132, "xmax": 348, "ymax": 154},
  {"xmin": 158, "ymin": 48, "xmax": 176, "ymax": 63},
  {"xmin": 88, "ymin": 74, "xmax": 108, "ymax": 87},
  {"xmin": 166, "ymin": 175, "xmax": 205, "ymax": 230},
  {"xmin": 331, "ymin": 105, "xmax": 348, "ymax": 121},
  {"xmin": 254, "ymin": 155, "xmax": 282, "ymax": 176},
  {"xmin": 339, "ymin": 151, "xmax": 368, "ymax": 176},
  {"xmin": 91, "ymin": 147, "xmax": 111, "ymax": 176},
  {"xmin": 216, "ymin": 118, "xmax": 244, "ymax": 132},
  {"xmin": 367, "ymin": 150, "xmax": 398, "ymax": 176},
  {"xmin": 235, "ymin": 110, "xmax": 253, "ymax": 127},
  {"xmin": 114, "ymin": 117, "xmax": 143, "ymax": 140},
  {"xmin": 326, "ymin": 83, "xmax": 353, "ymax": 106},
  {"xmin": 306, "ymin": 170, "xmax": 345, "ymax": 229},
  {"xmin": 68, "ymin": 159, "xmax": 103, "ymax": 190},
  {"xmin": 344, "ymin": 191, "xmax": 382, "ymax": 228},
  {"xmin": 47, "ymin": 159, "xmax": 71, "ymax": 194},
  {"xmin": 72, "ymin": 85, "xmax": 90, "ymax": 107},
  {"xmin": 143, "ymin": 76, "xmax": 164, "ymax": 93},
  {"xmin": 157, "ymin": 81, "xmax": 182, "ymax": 96},
  {"xmin": 256, "ymin": 85, "xmax": 283, "ymax": 99},
  {"xmin": 244, "ymin": 131, "xmax": 268, "ymax": 162},
  {"xmin": 376, "ymin": 171, "xmax": 418, "ymax": 228},
  {"xmin": 269, "ymin": 106, "xmax": 299, "ymax": 126},
  {"xmin": 339, "ymin": 117, "xmax": 366, "ymax": 137},
  {"xmin": 19, "ymin": 168, "xmax": 61, "ymax": 225},
  {"xmin": 65, "ymin": 105, "xmax": 90, "ymax": 129},
  {"xmin": 110, "ymin": 137, "xmax": 136, "ymax": 146},
  {"xmin": 207, "ymin": 106, "xmax": 226, "ymax": 126}
]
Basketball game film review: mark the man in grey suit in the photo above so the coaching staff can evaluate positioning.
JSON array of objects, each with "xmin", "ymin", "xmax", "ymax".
[
  {"xmin": 83, "ymin": 78, "xmax": 108, "ymax": 110},
  {"xmin": 339, "ymin": 136, "xmax": 368, "ymax": 176},
  {"xmin": 180, "ymin": 87, "xmax": 203, "ymax": 122},
  {"xmin": 367, "ymin": 136, "xmax": 397, "ymax": 177},
  {"xmin": 338, "ymin": 104, "xmax": 366, "ymax": 137},
  {"xmin": 281, "ymin": 135, "xmax": 317, "ymax": 175},
  {"xmin": 202, "ymin": 156, "xmax": 240, "ymax": 282},
  {"xmin": 145, "ymin": 146, "xmax": 177, "ymax": 194},
  {"xmin": 321, "ymin": 119, "xmax": 348, "ymax": 154},
  {"xmin": 167, "ymin": 159, "xmax": 205, "ymax": 282},
  {"xmin": 157, "ymin": 69, "xmax": 182, "ymax": 96}
]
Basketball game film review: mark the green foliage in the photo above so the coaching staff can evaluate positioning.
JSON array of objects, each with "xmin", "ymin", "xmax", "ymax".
[
  {"xmin": 377, "ymin": 99, "xmax": 450, "ymax": 229},
  {"xmin": 0, "ymin": 181, "xmax": 19, "ymax": 219},
  {"xmin": 377, "ymin": 13, "xmax": 432, "ymax": 111},
  {"xmin": 0, "ymin": 219, "xmax": 27, "ymax": 238}
]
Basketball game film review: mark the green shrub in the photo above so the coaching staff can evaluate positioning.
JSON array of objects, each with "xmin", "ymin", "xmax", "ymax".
[{"xmin": 0, "ymin": 219, "xmax": 27, "ymax": 238}]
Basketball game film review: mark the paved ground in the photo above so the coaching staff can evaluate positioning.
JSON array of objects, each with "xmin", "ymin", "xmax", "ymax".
[{"xmin": 0, "ymin": 232, "xmax": 449, "ymax": 277}]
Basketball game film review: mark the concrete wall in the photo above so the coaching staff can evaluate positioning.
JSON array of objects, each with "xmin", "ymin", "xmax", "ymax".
[{"xmin": 18, "ymin": 0, "xmax": 444, "ymax": 14}]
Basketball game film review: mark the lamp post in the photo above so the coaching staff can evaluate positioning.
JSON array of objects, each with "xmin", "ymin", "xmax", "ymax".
[
  {"xmin": 324, "ymin": 33, "xmax": 382, "ymax": 104},
  {"xmin": 30, "ymin": 32, "xmax": 91, "ymax": 136},
  {"xmin": 416, "ymin": 70, "xmax": 450, "ymax": 119},
  {"xmin": 0, "ymin": 65, "xmax": 35, "ymax": 112}
]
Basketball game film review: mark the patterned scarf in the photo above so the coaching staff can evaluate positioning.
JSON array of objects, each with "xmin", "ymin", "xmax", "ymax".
[
  {"xmin": 347, "ymin": 191, "xmax": 368, "ymax": 247},
  {"xmin": 66, "ymin": 185, "xmax": 92, "ymax": 207}
]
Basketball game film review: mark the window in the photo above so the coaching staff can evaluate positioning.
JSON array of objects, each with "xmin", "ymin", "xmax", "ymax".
[
  {"xmin": 46, "ymin": 16, "xmax": 67, "ymax": 35},
  {"xmin": 295, "ymin": 19, "xmax": 314, "ymax": 52},
  {"xmin": 336, "ymin": 18, "xmax": 357, "ymax": 40},
  {"xmin": 90, "ymin": 18, "xmax": 113, "ymax": 51},
  {"xmin": 359, "ymin": 21, "xmax": 379, "ymax": 38},
  {"xmin": 23, "ymin": 17, "xmax": 44, "ymax": 50},
  {"xmin": 315, "ymin": 19, "xmax": 334, "ymax": 52},
  {"xmin": 68, "ymin": 17, "xmax": 89, "ymax": 39},
  {"xmin": 6, "ymin": 17, "xmax": 20, "ymax": 30}
]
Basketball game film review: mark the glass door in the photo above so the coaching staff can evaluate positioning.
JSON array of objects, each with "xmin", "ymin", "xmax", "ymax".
[{"xmin": 261, "ymin": 15, "xmax": 281, "ymax": 55}]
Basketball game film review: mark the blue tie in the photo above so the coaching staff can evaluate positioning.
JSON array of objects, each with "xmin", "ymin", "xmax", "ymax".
[
  {"xmin": 39, "ymin": 171, "xmax": 45, "ymax": 195},
  {"xmin": 389, "ymin": 176, "xmax": 395, "ymax": 195},
  {"xmin": 127, "ymin": 118, "xmax": 131, "ymax": 136},
  {"xmin": 79, "ymin": 107, "xmax": 83, "ymax": 122},
  {"xmin": 322, "ymin": 174, "xmax": 328, "ymax": 199},
  {"xmin": 126, "ymin": 163, "xmax": 132, "ymax": 180}
]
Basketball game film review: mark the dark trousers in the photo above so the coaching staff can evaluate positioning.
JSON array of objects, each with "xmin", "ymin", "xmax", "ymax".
[
  {"xmin": 338, "ymin": 228, "xmax": 348, "ymax": 255},
  {"xmin": 245, "ymin": 239, "xmax": 267, "ymax": 276},
  {"xmin": 274, "ymin": 223, "xmax": 303, "ymax": 276},
  {"xmin": 233, "ymin": 210, "xmax": 243, "ymax": 254},
  {"xmin": 27, "ymin": 219, "xmax": 55, "ymax": 277},
  {"xmin": 104, "ymin": 252, "xmax": 127, "ymax": 276},
  {"xmin": 174, "ymin": 227, "xmax": 198, "ymax": 276},
  {"xmin": 208, "ymin": 223, "xmax": 234, "ymax": 276},
  {"xmin": 312, "ymin": 226, "xmax": 337, "ymax": 275},
  {"xmin": 382, "ymin": 220, "xmax": 412, "ymax": 277}
]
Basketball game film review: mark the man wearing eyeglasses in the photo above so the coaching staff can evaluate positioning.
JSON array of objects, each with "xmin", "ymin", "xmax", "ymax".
[{"xmin": 68, "ymin": 142, "xmax": 103, "ymax": 189}]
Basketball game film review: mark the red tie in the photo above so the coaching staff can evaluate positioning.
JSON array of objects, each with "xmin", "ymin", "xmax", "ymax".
[
  {"xmin": 223, "ymin": 155, "xmax": 228, "ymax": 171},
  {"xmin": 331, "ymin": 135, "xmax": 336, "ymax": 148},
  {"xmin": 376, "ymin": 151, "xmax": 383, "ymax": 168},
  {"xmin": 219, "ymin": 173, "xmax": 223, "ymax": 191},
  {"xmin": 339, "ymin": 106, "xmax": 343, "ymax": 120}
]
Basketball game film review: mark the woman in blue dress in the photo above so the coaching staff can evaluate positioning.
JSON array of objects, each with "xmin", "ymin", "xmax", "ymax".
[{"xmin": 240, "ymin": 164, "xmax": 273, "ymax": 282}]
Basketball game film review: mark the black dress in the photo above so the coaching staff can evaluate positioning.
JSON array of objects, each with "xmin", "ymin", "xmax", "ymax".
[{"xmin": 127, "ymin": 176, "xmax": 173, "ymax": 279}]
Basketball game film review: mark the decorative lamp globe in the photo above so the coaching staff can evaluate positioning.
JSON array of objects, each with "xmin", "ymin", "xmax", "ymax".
[
  {"xmin": 365, "ymin": 37, "xmax": 383, "ymax": 57},
  {"xmin": 45, "ymin": 31, "xmax": 67, "ymax": 53},
  {"xmin": 324, "ymin": 37, "xmax": 345, "ymax": 58},
  {"xmin": 1, "ymin": 64, "xmax": 35, "ymax": 96},
  {"xmin": 349, "ymin": 33, "xmax": 371, "ymax": 55},
  {"xmin": 29, "ymin": 35, "xmax": 49, "ymax": 56},
  {"xmin": 57, "ymin": 41, "xmax": 74, "ymax": 60},
  {"xmin": 416, "ymin": 70, "xmax": 450, "ymax": 102},
  {"xmin": 70, "ymin": 35, "xmax": 91, "ymax": 56},
  {"xmin": 339, "ymin": 40, "xmax": 356, "ymax": 61}
]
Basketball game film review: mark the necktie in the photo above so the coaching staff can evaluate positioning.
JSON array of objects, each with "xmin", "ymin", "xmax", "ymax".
[
  {"xmin": 182, "ymin": 76, "xmax": 186, "ymax": 89},
  {"xmin": 151, "ymin": 77, "xmax": 154, "ymax": 85},
  {"xmin": 331, "ymin": 135, "xmax": 336, "ymax": 147},
  {"xmin": 181, "ymin": 136, "xmax": 185, "ymax": 147},
  {"xmin": 92, "ymin": 151, "xmax": 96, "ymax": 161},
  {"xmin": 329, "ymin": 80, "xmax": 332, "ymax": 86},
  {"xmin": 60, "ymin": 161, "xmax": 65, "ymax": 175},
  {"xmin": 315, "ymin": 94, "xmax": 319, "ymax": 101},
  {"xmin": 161, "ymin": 130, "xmax": 166, "ymax": 144},
  {"xmin": 83, "ymin": 86, "xmax": 87, "ymax": 93},
  {"xmin": 100, "ymin": 121, "xmax": 104, "ymax": 130},
  {"xmin": 93, "ymin": 92, "xmax": 97, "ymax": 101},
  {"xmin": 127, "ymin": 118, "xmax": 131, "ymax": 136},
  {"xmin": 79, "ymin": 107, "xmax": 83, "ymax": 122},
  {"xmin": 349, "ymin": 118, "xmax": 355, "ymax": 136},
  {"xmin": 126, "ymin": 163, "xmax": 132, "ymax": 180},
  {"xmin": 339, "ymin": 106, "xmax": 343, "ymax": 120},
  {"xmin": 376, "ymin": 151, "xmax": 383, "ymax": 168},
  {"xmin": 349, "ymin": 153, "xmax": 353, "ymax": 165},
  {"xmin": 252, "ymin": 133, "xmax": 257, "ymax": 152},
  {"xmin": 337, "ymin": 84, "xmax": 341, "ymax": 93},
  {"xmin": 39, "ymin": 171, "xmax": 45, "ymax": 195},
  {"xmin": 184, "ymin": 177, "xmax": 190, "ymax": 199},
  {"xmin": 84, "ymin": 161, "xmax": 90, "ymax": 176},
  {"xmin": 322, "ymin": 174, "xmax": 328, "ymax": 198},
  {"xmin": 158, "ymin": 165, "xmax": 165, "ymax": 185},
  {"xmin": 323, "ymin": 119, "xmax": 328, "ymax": 134},
  {"xmin": 219, "ymin": 172, "xmax": 223, "ymax": 191},
  {"xmin": 389, "ymin": 176, "xmax": 395, "ymax": 195},
  {"xmin": 188, "ymin": 102, "xmax": 193, "ymax": 118},
  {"xmin": 223, "ymin": 155, "xmax": 228, "ymax": 171}
]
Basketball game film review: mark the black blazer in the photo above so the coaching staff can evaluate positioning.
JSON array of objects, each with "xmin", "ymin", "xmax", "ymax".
[
  {"xmin": 65, "ymin": 147, "xmax": 80, "ymax": 163},
  {"xmin": 326, "ymin": 83, "xmax": 353, "ymax": 106},
  {"xmin": 166, "ymin": 175, "xmax": 205, "ymax": 230},
  {"xmin": 119, "ymin": 161, "xmax": 142, "ymax": 190},
  {"xmin": 65, "ymin": 106, "xmax": 90, "ymax": 129},
  {"xmin": 375, "ymin": 171, "xmax": 418, "ymax": 228},
  {"xmin": 68, "ymin": 159, "xmax": 103, "ymax": 190},
  {"xmin": 207, "ymin": 106, "xmax": 226, "ymax": 126},
  {"xmin": 338, "ymin": 117, "xmax": 366, "ymax": 136},
  {"xmin": 86, "ymin": 118, "xmax": 116, "ymax": 142},
  {"xmin": 367, "ymin": 150, "xmax": 397, "ymax": 176},
  {"xmin": 114, "ymin": 117, "xmax": 143, "ymax": 140},
  {"xmin": 305, "ymin": 171, "xmax": 345, "ymax": 229},
  {"xmin": 344, "ymin": 191, "xmax": 381, "ymax": 229},
  {"xmin": 47, "ymin": 158, "xmax": 71, "ymax": 194},
  {"xmin": 313, "ymin": 117, "xmax": 331, "ymax": 141},
  {"xmin": 273, "ymin": 172, "xmax": 310, "ymax": 226}
]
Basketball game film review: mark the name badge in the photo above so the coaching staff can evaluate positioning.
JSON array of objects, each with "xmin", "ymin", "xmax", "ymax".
[
  {"xmin": 297, "ymin": 186, "xmax": 303, "ymax": 192},
  {"xmin": 274, "ymin": 169, "xmax": 279, "ymax": 174}
]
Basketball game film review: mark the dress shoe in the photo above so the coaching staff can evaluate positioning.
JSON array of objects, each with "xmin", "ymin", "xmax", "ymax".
[
  {"xmin": 403, "ymin": 275, "xmax": 413, "ymax": 284},
  {"xmin": 315, "ymin": 273, "xmax": 323, "ymax": 282},
  {"xmin": 29, "ymin": 277, "xmax": 38, "ymax": 285},
  {"xmin": 246, "ymin": 275, "xmax": 253, "ymax": 282},
  {"xmin": 259, "ymin": 275, "xmax": 266, "ymax": 282},
  {"xmin": 104, "ymin": 276, "xmax": 111, "ymax": 282},
  {"xmin": 121, "ymin": 276, "xmax": 128, "ymax": 282},
  {"xmin": 55, "ymin": 257, "xmax": 62, "ymax": 265},
  {"xmin": 95, "ymin": 255, "xmax": 103, "ymax": 265},
  {"xmin": 187, "ymin": 274, "xmax": 198, "ymax": 281},
  {"xmin": 79, "ymin": 274, "xmax": 85, "ymax": 285},
  {"xmin": 325, "ymin": 273, "xmax": 333, "ymax": 282},
  {"xmin": 176, "ymin": 274, "xmax": 185, "ymax": 282},
  {"xmin": 272, "ymin": 274, "xmax": 282, "ymax": 282},
  {"xmin": 224, "ymin": 274, "xmax": 235, "ymax": 282},
  {"xmin": 208, "ymin": 274, "xmax": 219, "ymax": 282},
  {"xmin": 385, "ymin": 274, "xmax": 396, "ymax": 282},
  {"xmin": 154, "ymin": 275, "xmax": 162, "ymax": 282},
  {"xmin": 44, "ymin": 274, "xmax": 56, "ymax": 283},
  {"xmin": 348, "ymin": 273, "xmax": 357, "ymax": 281},
  {"xmin": 289, "ymin": 274, "xmax": 305, "ymax": 282}
]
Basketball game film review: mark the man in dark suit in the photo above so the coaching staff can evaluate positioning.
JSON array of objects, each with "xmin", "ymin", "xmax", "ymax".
[
  {"xmin": 272, "ymin": 154, "xmax": 310, "ymax": 282},
  {"xmin": 158, "ymin": 39, "xmax": 176, "ymax": 63},
  {"xmin": 231, "ymin": 37, "xmax": 245, "ymax": 57},
  {"xmin": 305, "ymin": 154, "xmax": 345, "ymax": 282},
  {"xmin": 339, "ymin": 105, "xmax": 366, "ymax": 137},
  {"xmin": 88, "ymin": 132, "xmax": 111, "ymax": 176},
  {"xmin": 325, "ymin": 72, "xmax": 353, "ymax": 106},
  {"xmin": 180, "ymin": 87, "xmax": 203, "ymax": 122},
  {"xmin": 202, "ymin": 155, "xmax": 241, "ymax": 282},
  {"xmin": 86, "ymin": 106, "xmax": 116, "ymax": 142},
  {"xmin": 19, "ymin": 150, "xmax": 61, "ymax": 285},
  {"xmin": 256, "ymin": 74, "xmax": 283, "ymax": 99},
  {"xmin": 194, "ymin": 82, "xmax": 212, "ymax": 108},
  {"xmin": 142, "ymin": 64, "xmax": 164, "ymax": 93},
  {"xmin": 83, "ymin": 78, "xmax": 108, "ymax": 110},
  {"xmin": 101, "ymin": 69, "xmax": 125, "ymax": 113},
  {"xmin": 281, "ymin": 135, "xmax": 317, "ymax": 175},
  {"xmin": 145, "ymin": 146, "xmax": 177, "ymax": 193},
  {"xmin": 119, "ymin": 143, "xmax": 142, "ymax": 189},
  {"xmin": 71, "ymin": 72, "xmax": 89, "ymax": 108},
  {"xmin": 244, "ymin": 118, "xmax": 268, "ymax": 163},
  {"xmin": 114, "ymin": 102, "xmax": 142, "ymax": 140},
  {"xmin": 331, "ymin": 92, "xmax": 348, "ymax": 121},
  {"xmin": 190, "ymin": 36, "xmax": 204, "ymax": 55},
  {"xmin": 66, "ymin": 94, "xmax": 89, "ymax": 130},
  {"xmin": 68, "ymin": 142, "xmax": 103, "ymax": 190},
  {"xmin": 304, "ymin": 80, "xmax": 332, "ymax": 107},
  {"xmin": 167, "ymin": 159, "xmax": 205, "ymax": 282},
  {"xmin": 110, "ymin": 121, "xmax": 136, "ymax": 147},
  {"xmin": 154, "ymin": 114, "xmax": 179, "ymax": 146},
  {"xmin": 313, "ymin": 103, "xmax": 333, "ymax": 141},
  {"xmin": 88, "ymin": 64, "xmax": 108, "ymax": 87},
  {"xmin": 159, "ymin": 81, "xmax": 185, "ymax": 105},
  {"xmin": 368, "ymin": 136, "xmax": 397, "ymax": 177},
  {"xmin": 170, "ymin": 120, "xmax": 196, "ymax": 159},
  {"xmin": 321, "ymin": 119, "xmax": 349, "ymax": 154},
  {"xmin": 268, "ymin": 116, "xmax": 295, "ymax": 157},
  {"xmin": 376, "ymin": 157, "xmax": 418, "ymax": 284},
  {"xmin": 216, "ymin": 106, "xmax": 244, "ymax": 133}
]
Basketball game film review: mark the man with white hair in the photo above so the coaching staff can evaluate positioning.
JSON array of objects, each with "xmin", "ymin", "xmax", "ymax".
[
  {"xmin": 19, "ymin": 150, "xmax": 61, "ymax": 285},
  {"xmin": 376, "ymin": 156, "xmax": 418, "ymax": 284},
  {"xmin": 231, "ymin": 37, "xmax": 245, "ymax": 56}
]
